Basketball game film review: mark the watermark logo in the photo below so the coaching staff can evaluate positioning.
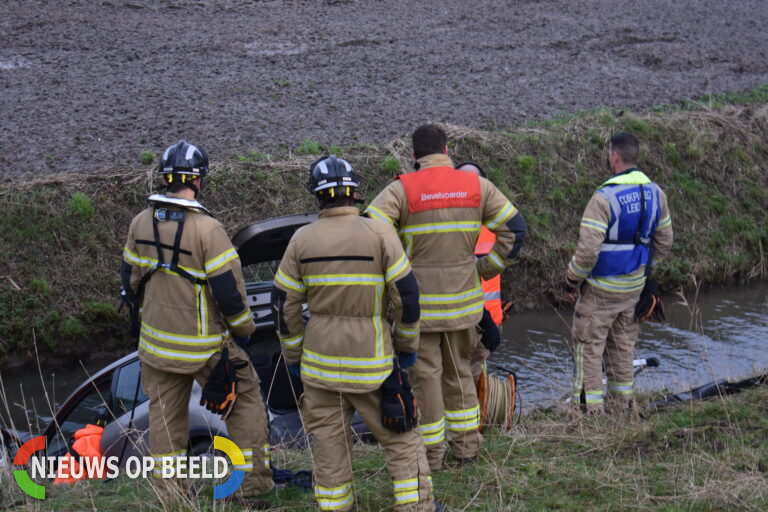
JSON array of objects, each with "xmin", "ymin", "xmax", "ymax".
[
  {"xmin": 212, "ymin": 436, "xmax": 245, "ymax": 499},
  {"xmin": 13, "ymin": 436, "xmax": 46, "ymax": 499},
  {"xmin": 12, "ymin": 435, "xmax": 245, "ymax": 500}
]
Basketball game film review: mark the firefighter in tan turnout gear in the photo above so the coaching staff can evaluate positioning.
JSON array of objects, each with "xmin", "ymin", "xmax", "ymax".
[
  {"xmin": 120, "ymin": 141, "xmax": 274, "ymax": 505},
  {"xmin": 564, "ymin": 133, "xmax": 673, "ymax": 414},
  {"xmin": 366, "ymin": 125, "xmax": 527, "ymax": 470},
  {"xmin": 271, "ymin": 155, "xmax": 437, "ymax": 512}
]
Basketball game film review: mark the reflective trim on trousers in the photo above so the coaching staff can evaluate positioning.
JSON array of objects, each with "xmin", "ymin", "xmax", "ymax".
[
  {"xmin": 445, "ymin": 406, "xmax": 480, "ymax": 432},
  {"xmin": 584, "ymin": 390, "xmax": 604, "ymax": 404},
  {"xmin": 419, "ymin": 417, "xmax": 446, "ymax": 446},
  {"xmin": 608, "ymin": 381, "xmax": 634, "ymax": 395},
  {"xmin": 315, "ymin": 482, "xmax": 354, "ymax": 511},
  {"xmin": 393, "ymin": 477, "xmax": 420, "ymax": 504}
]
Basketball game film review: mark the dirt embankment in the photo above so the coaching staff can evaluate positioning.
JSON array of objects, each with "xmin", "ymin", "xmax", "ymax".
[{"xmin": 2, "ymin": 0, "xmax": 768, "ymax": 177}]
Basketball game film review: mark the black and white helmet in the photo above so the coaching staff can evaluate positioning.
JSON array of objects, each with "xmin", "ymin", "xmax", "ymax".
[
  {"xmin": 307, "ymin": 155, "xmax": 358, "ymax": 196},
  {"xmin": 159, "ymin": 141, "xmax": 209, "ymax": 180}
]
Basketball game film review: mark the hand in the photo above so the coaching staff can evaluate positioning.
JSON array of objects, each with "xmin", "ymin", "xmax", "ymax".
[
  {"xmin": 478, "ymin": 308, "xmax": 501, "ymax": 352},
  {"xmin": 287, "ymin": 365, "xmax": 301, "ymax": 379},
  {"xmin": 563, "ymin": 281, "xmax": 577, "ymax": 304},
  {"xmin": 397, "ymin": 352, "xmax": 417, "ymax": 369}
]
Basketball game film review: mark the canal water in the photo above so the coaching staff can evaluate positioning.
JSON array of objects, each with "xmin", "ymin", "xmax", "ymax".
[{"xmin": 1, "ymin": 283, "xmax": 767, "ymax": 431}]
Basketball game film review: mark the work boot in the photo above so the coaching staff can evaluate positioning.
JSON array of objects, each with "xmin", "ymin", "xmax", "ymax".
[
  {"xmin": 452, "ymin": 455, "xmax": 476, "ymax": 466},
  {"xmin": 434, "ymin": 500, "xmax": 446, "ymax": 512}
]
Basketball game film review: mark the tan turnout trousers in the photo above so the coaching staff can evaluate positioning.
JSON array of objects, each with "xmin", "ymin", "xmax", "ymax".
[
  {"xmin": 571, "ymin": 284, "xmax": 641, "ymax": 413},
  {"xmin": 302, "ymin": 386, "xmax": 434, "ymax": 512},
  {"xmin": 141, "ymin": 340, "xmax": 274, "ymax": 496},
  {"xmin": 408, "ymin": 328, "xmax": 482, "ymax": 470}
]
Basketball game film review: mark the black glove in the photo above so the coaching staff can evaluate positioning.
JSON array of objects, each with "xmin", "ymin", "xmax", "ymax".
[
  {"xmin": 635, "ymin": 278, "xmax": 666, "ymax": 323},
  {"xmin": 200, "ymin": 347, "xmax": 239, "ymax": 420},
  {"xmin": 380, "ymin": 364, "xmax": 418, "ymax": 433},
  {"xmin": 478, "ymin": 308, "xmax": 501, "ymax": 352}
]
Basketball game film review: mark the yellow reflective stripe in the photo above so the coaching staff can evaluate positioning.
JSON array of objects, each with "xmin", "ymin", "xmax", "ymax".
[
  {"xmin": 393, "ymin": 478, "xmax": 419, "ymax": 490},
  {"xmin": 302, "ymin": 349, "xmax": 392, "ymax": 368},
  {"xmin": 585, "ymin": 390, "xmax": 604, "ymax": 403},
  {"xmin": 394, "ymin": 491, "xmax": 420, "ymax": 504},
  {"xmin": 315, "ymin": 482, "xmax": 354, "ymax": 511},
  {"xmin": 304, "ymin": 273, "xmax": 385, "ymax": 286},
  {"xmin": 204, "ymin": 248, "xmax": 238, "ymax": 274},
  {"xmin": 302, "ymin": 364, "xmax": 391, "ymax": 384},
  {"xmin": 234, "ymin": 463, "xmax": 253, "ymax": 471},
  {"xmin": 276, "ymin": 268, "xmax": 306, "ymax": 292},
  {"xmin": 385, "ymin": 252, "xmax": 409, "ymax": 282},
  {"xmin": 485, "ymin": 201, "xmax": 516, "ymax": 230},
  {"xmin": 568, "ymin": 259, "xmax": 590, "ymax": 279},
  {"xmin": 421, "ymin": 301, "xmax": 484, "ymax": 320},
  {"xmin": 228, "ymin": 308, "xmax": 252, "ymax": 327},
  {"xmin": 601, "ymin": 170, "xmax": 651, "ymax": 186},
  {"xmin": 657, "ymin": 214, "xmax": 671, "ymax": 229},
  {"xmin": 366, "ymin": 205, "xmax": 394, "ymax": 225},
  {"xmin": 487, "ymin": 250, "xmax": 506, "ymax": 271},
  {"xmin": 281, "ymin": 332, "xmax": 304, "ymax": 348},
  {"xmin": 122, "ymin": 252, "xmax": 206, "ymax": 278},
  {"xmin": 152, "ymin": 449, "xmax": 187, "ymax": 460},
  {"xmin": 580, "ymin": 217, "xmax": 608, "ymax": 232},
  {"xmin": 139, "ymin": 338, "xmax": 218, "ymax": 361},
  {"xmin": 420, "ymin": 286, "xmax": 482, "ymax": 304},
  {"xmin": 445, "ymin": 406, "xmax": 480, "ymax": 419},
  {"xmin": 587, "ymin": 274, "xmax": 645, "ymax": 293},
  {"xmin": 399, "ymin": 221, "xmax": 481, "ymax": 235},
  {"xmin": 123, "ymin": 247, "xmax": 141, "ymax": 263},
  {"xmin": 263, "ymin": 444, "xmax": 271, "ymax": 468},
  {"xmin": 419, "ymin": 417, "xmax": 445, "ymax": 444},
  {"xmin": 394, "ymin": 323, "xmax": 418, "ymax": 338},
  {"xmin": 140, "ymin": 322, "xmax": 227, "ymax": 345}
]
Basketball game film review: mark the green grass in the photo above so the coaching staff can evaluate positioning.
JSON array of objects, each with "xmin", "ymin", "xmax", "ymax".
[
  {"xmin": 139, "ymin": 150, "xmax": 154, "ymax": 165},
  {"xmin": 4, "ymin": 386, "xmax": 768, "ymax": 511},
  {"xmin": 1, "ymin": 86, "xmax": 767, "ymax": 364}
]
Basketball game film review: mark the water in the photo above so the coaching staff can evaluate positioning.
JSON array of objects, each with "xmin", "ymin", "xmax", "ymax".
[
  {"xmin": 494, "ymin": 283, "xmax": 768, "ymax": 412},
  {"xmin": 1, "ymin": 284, "xmax": 766, "ymax": 431}
]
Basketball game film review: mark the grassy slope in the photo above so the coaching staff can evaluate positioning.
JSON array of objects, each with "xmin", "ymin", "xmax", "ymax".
[
  {"xmin": 1, "ymin": 88, "xmax": 767, "ymax": 364},
  {"xmin": 3, "ymin": 386, "xmax": 767, "ymax": 511}
]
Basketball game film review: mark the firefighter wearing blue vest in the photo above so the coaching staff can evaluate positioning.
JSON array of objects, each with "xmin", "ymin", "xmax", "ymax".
[{"xmin": 564, "ymin": 133, "xmax": 673, "ymax": 414}]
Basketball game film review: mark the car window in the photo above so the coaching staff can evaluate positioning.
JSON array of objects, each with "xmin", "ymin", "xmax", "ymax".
[
  {"xmin": 48, "ymin": 377, "xmax": 112, "ymax": 457},
  {"xmin": 113, "ymin": 359, "xmax": 148, "ymax": 416},
  {"xmin": 243, "ymin": 261, "xmax": 279, "ymax": 283}
]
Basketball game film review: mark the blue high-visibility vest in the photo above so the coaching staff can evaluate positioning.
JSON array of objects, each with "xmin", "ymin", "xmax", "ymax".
[{"xmin": 591, "ymin": 169, "xmax": 662, "ymax": 277}]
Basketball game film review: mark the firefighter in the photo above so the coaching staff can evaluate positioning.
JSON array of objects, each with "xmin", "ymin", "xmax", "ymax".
[
  {"xmin": 456, "ymin": 162, "xmax": 505, "ymax": 387},
  {"xmin": 366, "ymin": 125, "xmax": 527, "ymax": 470},
  {"xmin": 120, "ymin": 141, "xmax": 274, "ymax": 506},
  {"xmin": 271, "ymin": 155, "xmax": 438, "ymax": 512},
  {"xmin": 564, "ymin": 133, "xmax": 673, "ymax": 414}
]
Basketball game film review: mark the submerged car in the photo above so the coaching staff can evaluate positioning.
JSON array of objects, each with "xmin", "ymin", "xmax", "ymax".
[{"xmin": 1, "ymin": 213, "xmax": 372, "ymax": 466}]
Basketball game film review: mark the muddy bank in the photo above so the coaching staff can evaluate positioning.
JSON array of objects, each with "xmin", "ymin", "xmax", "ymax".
[{"xmin": 2, "ymin": 0, "xmax": 768, "ymax": 177}]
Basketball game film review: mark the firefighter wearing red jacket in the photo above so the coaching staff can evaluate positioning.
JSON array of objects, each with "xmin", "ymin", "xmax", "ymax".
[{"xmin": 366, "ymin": 125, "xmax": 527, "ymax": 470}]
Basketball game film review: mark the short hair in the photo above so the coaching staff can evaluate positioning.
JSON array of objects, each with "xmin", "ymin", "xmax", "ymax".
[
  {"xmin": 412, "ymin": 124, "xmax": 447, "ymax": 160},
  {"xmin": 609, "ymin": 133, "xmax": 640, "ymax": 165}
]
